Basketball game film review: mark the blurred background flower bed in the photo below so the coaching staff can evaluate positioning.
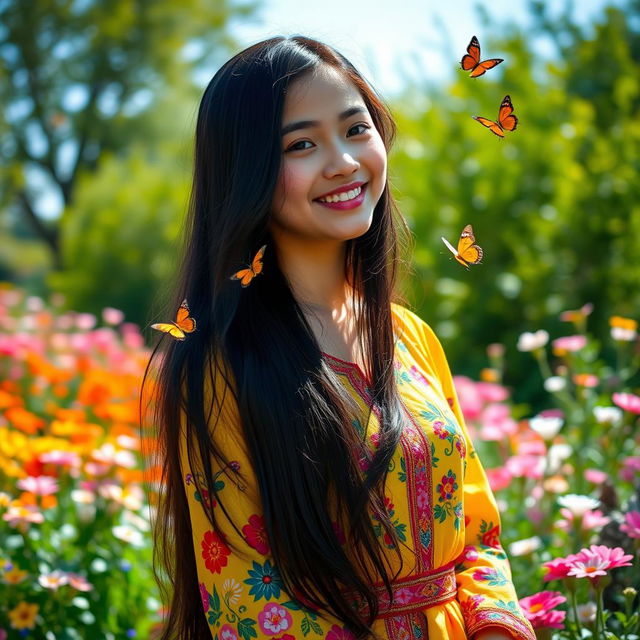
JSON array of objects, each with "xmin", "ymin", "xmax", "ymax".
[
  {"xmin": 0, "ymin": 286, "xmax": 163, "ymax": 639},
  {"xmin": 1, "ymin": 287, "xmax": 638, "ymax": 638}
]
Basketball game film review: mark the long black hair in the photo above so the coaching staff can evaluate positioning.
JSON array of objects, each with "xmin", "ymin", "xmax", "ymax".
[{"xmin": 141, "ymin": 35, "xmax": 414, "ymax": 639}]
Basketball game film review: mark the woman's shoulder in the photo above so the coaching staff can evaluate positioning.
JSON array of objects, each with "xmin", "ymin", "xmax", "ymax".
[{"xmin": 390, "ymin": 302, "xmax": 450, "ymax": 375}]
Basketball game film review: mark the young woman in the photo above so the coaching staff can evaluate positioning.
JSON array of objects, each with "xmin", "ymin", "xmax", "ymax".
[{"xmin": 144, "ymin": 36, "xmax": 536, "ymax": 640}]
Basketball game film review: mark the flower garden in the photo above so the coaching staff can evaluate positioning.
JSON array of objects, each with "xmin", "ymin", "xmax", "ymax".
[{"xmin": 0, "ymin": 286, "xmax": 638, "ymax": 638}]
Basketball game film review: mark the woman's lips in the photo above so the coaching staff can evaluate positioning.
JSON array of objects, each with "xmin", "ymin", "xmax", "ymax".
[{"xmin": 313, "ymin": 183, "xmax": 368, "ymax": 210}]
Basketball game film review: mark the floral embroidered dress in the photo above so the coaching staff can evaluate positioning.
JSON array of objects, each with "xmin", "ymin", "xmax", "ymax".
[{"xmin": 179, "ymin": 304, "xmax": 536, "ymax": 640}]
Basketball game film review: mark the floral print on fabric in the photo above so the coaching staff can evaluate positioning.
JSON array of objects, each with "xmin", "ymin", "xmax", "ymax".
[
  {"xmin": 201, "ymin": 530, "xmax": 231, "ymax": 574},
  {"xmin": 181, "ymin": 304, "xmax": 535, "ymax": 640}
]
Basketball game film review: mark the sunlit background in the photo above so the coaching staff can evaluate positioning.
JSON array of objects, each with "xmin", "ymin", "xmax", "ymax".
[{"xmin": 1, "ymin": 0, "xmax": 639, "ymax": 637}]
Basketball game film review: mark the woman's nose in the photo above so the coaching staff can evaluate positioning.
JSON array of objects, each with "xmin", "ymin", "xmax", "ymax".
[{"xmin": 324, "ymin": 146, "xmax": 360, "ymax": 178}]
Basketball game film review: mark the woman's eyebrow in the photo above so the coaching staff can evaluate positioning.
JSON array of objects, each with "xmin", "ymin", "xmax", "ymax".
[{"xmin": 281, "ymin": 105, "xmax": 368, "ymax": 137}]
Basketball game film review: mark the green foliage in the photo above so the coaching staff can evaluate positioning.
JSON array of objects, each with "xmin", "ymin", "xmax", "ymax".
[
  {"xmin": 48, "ymin": 142, "xmax": 189, "ymax": 328},
  {"xmin": 389, "ymin": 3, "xmax": 640, "ymax": 405}
]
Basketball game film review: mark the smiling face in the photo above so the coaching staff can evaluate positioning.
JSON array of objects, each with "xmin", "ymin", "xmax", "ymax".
[{"xmin": 269, "ymin": 65, "xmax": 388, "ymax": 249}]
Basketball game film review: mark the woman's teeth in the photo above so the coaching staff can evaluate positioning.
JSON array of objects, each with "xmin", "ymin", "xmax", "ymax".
[{"xmin": 317, "ymin": 185, "xmax": 363, "ymax": 203}]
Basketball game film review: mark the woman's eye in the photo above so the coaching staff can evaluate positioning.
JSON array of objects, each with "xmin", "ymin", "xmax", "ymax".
[
  {"xmin": 285, "ymin": 124, "xmax": 371, "ymax": 152},
  {"xmin": 349, "ymin": 123, "xmax": 370, "ymax": 136},
  {"xmin": 287, "ymin": 140, "xmax": 313, "ymax": 152}
]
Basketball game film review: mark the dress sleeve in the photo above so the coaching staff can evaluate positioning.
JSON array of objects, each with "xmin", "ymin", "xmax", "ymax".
[
  {"xmin": 415, "ymin": 317, "xmax": 536, "ymax": 640},
  {"xmin": 179, "ymin": 367, "xmax": 344, "ymax": 640}
]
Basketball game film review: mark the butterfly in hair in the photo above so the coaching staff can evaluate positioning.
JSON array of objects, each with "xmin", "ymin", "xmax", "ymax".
[
  {"xmin": 151, "ymin": 299, "xmax": 196, "ymax": 340},
  {"xmin": 230, "ymin": 244, "xmax": 266, "ymax": 287},
  {"xmin": 460, "ymin": 35, "xmax": 504, "ymax": 78},
  {"xmin": 472, "ymin": 95, "xmax": 518, "ymax": 138},
  {"xmin": 441, "ymin": 224, "xmax": 484, "ymax": 269}
]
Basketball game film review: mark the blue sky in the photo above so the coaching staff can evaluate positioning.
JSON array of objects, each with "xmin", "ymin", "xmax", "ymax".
[{"xmin": 230, "ymin": 0, "xmax": 621, "ymax": 97}]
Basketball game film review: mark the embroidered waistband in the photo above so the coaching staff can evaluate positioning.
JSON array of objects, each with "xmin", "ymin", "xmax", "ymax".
[{"xmin": 342, "ymin": 562, "xmax": 458, "ymax": 620}]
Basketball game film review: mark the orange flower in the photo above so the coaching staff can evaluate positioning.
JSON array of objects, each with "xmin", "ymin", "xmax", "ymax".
[
  {"xmin": 3, "ymin": 566, "xmax": 28, "ymax": 584},
  {"xmin": 0, "ymin": 388, "xmax": 22, "ymax": 410},
  {"xmin": 5, "ymin": 407, "xmax": 45, "ymax": 435},
  {"xmin": 55, "ymin": 407, "xmax": 87, "ymax": 422},
  {"xmin": 53, "ymin": 384, "xmax": 68, "ymax": 398},
  {"xmin": 480, "ymin": 368, "xmax": 500, "ymax": 383},
  {"xmin": 609, "ymin": 316, "xmax": 638, "ymax": 331},
  {"xmin": 8, "ymin": 601, "xmax": 39, "ymax": 630},
  {"xmin": 573, "ymin": 373, "xmax": 599, "ymax": 388}
]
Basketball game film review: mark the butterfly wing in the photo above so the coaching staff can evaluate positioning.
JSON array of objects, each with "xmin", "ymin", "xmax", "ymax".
[
  {"xmin": 230, "ymin": 267, "xmax": 251, "ymax": 281},
  {"xmin": 441, "ymin": 236, "xmax": 458, "ymax": 257},
  {"xmin": 251, "ymin": 244, "xmax": 266, "ymax": 276},
  {"xmin": 472, "ymin": 115, "xmax": 505, "ymax": 138},
  {"xmin": 151, "ymin": 322, "xmax": 187, "ymax": 340},
  {"xmin": 457, "ymin": 225, "xmax": 483, "ymax": 266},
  {"xmin": 498, "ymin": 95, "xmax": 518, "ymax": 132},
  {"xmin": 469, "ymin": 57, "xmax": 504, "ymax": 78},
  {"xmin": 460, "ymin": 35, "xmax": 480, "ymax": 72},
  {"xmin": 175, "ymin": 299, "xmax": 196, "ymax": 333}
]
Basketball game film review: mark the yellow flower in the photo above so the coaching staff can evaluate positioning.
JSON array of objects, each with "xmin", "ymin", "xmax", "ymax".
[
  {"xmin": 9, "ymin": 601, "xmax": 39, "ymax": 630},
  {"xmin": 222, "ymin": 578, "xmax": 243, "ymax": 606},
  {"xmin": 4, "ymin": 566, "xmax": 28, "ymax": 584}
]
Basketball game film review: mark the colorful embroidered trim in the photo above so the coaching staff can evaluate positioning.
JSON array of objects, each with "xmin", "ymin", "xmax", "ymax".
[
  {"xmin": 465, "ymin": 606, "xmax": 536, "ymax": 640},
  {"xmin": 341, "ymin": 562, "xmax": 457, "ymax": 620}
]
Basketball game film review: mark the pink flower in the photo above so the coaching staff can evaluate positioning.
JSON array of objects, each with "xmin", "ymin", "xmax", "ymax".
[
  {"xmin": 258, "ymin": 604, "xmax": 293, "ymax": 636},
  {"xmin": 620, "ymin": 457, "xmax": 640, "ymax": 482},
  {"xmin": 584, "ymin": 469, "xmax": 609, "ymax": 485},
  {"xmin": 568, "ymin": 545, "xmax": 633, "ymax": 582},
  {"xmin": 556, "ymin": 508, "xmax": 610, "ymax": 532},
  {"xmin": 479, "ymin": 403, "xmax": 518, "ymax": 441},
  {"xmin": 613, "ymin": 392, "xmax": 640, "ymax": 415},
  {"xmin": 102, "ymin": 307, "xmax": 125, "ymax": 325},
  {"xmin": 486, "ymin": 467, "xmax": 512, "ymax": 492},
  {"xmin": 16, "ymin": 475, "xmax": 59, "ymax": 496},
  {"xmin": 453, "ymin": 376, "xmax": 483, "ymax": 421},
  {"xmin": 475, "ymin": 382, "xmax": 509, "ymax": 403},
  {"xmin": 325, "ymin": 625, "xmax": 357, "ymax": 640},
  {"xmin": 219, "ymin": 624, "xmax": 239, "ymax": 640},
  {"xmin": 505, "ymin": 454, "xmax": 545, "ymax": 480},
  {"xmin": 552, "ymin": 335, "xmax": 587, "ymax": 353},
  {"xmin": 67, "ymin": 573, "xmax": 93, "ymax": 592},
  {"xmin": 199, "ymin": 583, "xmax": 209, "ymax": 612},
  {"xmin": 75, "ymin": 312, "xmax": 97, "ymax": 331},
  {"xmin": 519, "ymin": 591, "xmax": 567, "ymax": 629},
  {"xmin": 620, "ymin": 511, "xmax": 640, "ymax": 539},
  {"xmin": 543, "ymin": 556, "xmax": 577, "ymax": 582}
]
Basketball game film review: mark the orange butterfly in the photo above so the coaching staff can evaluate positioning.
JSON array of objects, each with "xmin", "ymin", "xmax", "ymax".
[
  {"xmin": 230, "ymin": 244, "xmax": 266, "ymax": 287},
  {"xmin": 441, "ymin": 224, "xmax": 483, "ymax": 269},
  {"xmin": 460, "ymin": 36, "xmax": 504, "ymax": 78},
  {"xmin": 472, "ymin": 95, "xmax": 518, "ymax": 138},
  {"xmin": 151, "ymin": 299, "xmax": 196, "ymax": 340}
]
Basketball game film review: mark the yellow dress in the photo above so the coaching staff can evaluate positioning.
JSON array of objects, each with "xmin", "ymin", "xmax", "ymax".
[{"xmin": 179, "ymin": 304, "xmax": 536, "ymax": 640}]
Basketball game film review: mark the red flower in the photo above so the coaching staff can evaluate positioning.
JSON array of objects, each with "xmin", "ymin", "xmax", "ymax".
[
  {"xmin": 481, "ymin": 524, "xmax": 500, "ymax": 548},
  {"xmin": 201, "ymin": 530, "xmax": 231, "ymax": 574},
  {"xmin": 243, "ymin": 514, "xmax": 270, "ymax": 555}
]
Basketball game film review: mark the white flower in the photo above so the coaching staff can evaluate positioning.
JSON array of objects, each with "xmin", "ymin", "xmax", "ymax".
[
  {"xmin": 576, "ymin": 602, "xmax": 597, "ymax": 623},
  {"xmin": 544, "ymin": 376, "xmax": 566, "ymax": 393},
  {"xmin": 38, "ymin": 570, "xmax": 69, "ymax": 590},
  {"xmin": 508, "ymin": 536, "xmax": 542, "ymax": 557},
  {"xmin": 545, "ymin": 443, "xmax": 573, "ymax": 473},
  {"xmin": 529, "ymin": 415, "xmax": 564, "ymax": 440},
  {"xmin": 112, "ymin": 525, "xmax": 144, "ymax": 547},
  {"xmin": 222, "ymin": 578, "xmax": 243, "ymax": 606},
  {"xmin": 593, "ymin": 406, "xmax": 623, "ymax": 425},
  {"xmin": 611, "ymin": 327, "xmax": 637, "ymax": 341},
  {"xmin": 517, "ymin": 330, "xmax": 549, "ymax": 352},
  {"xmin": 557, "ymin": 494, "xmax": 600, "ymax": 517}
]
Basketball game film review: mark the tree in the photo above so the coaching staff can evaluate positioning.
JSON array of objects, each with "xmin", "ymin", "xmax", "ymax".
[{"xmin": 0, "ymin": 0, "xmax": 258, "ymax": 269}]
